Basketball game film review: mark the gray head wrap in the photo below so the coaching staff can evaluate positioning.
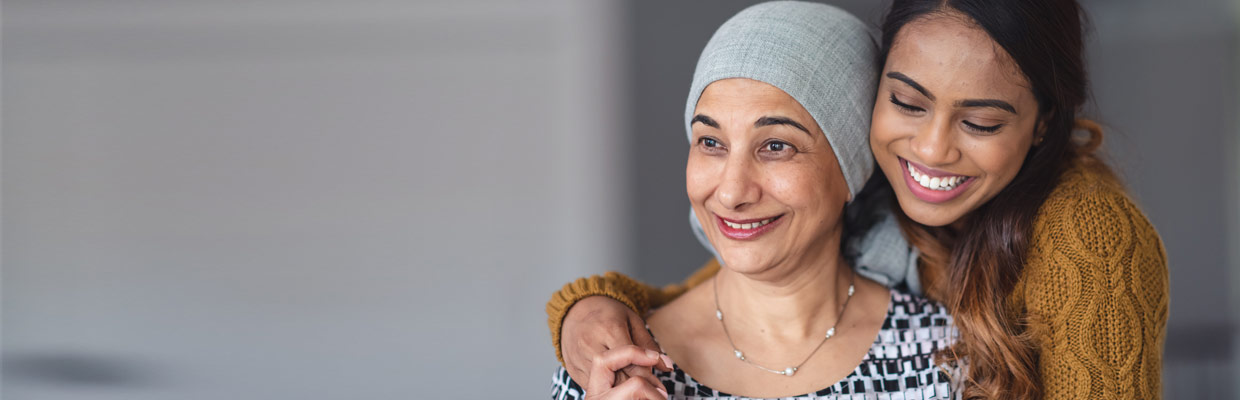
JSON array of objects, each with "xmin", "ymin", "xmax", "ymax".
[
  {"xmin": 684, "ymin": 1, "xmax": 876, "ymax": 196},
  {"xmin": 684, "ymin": 1, "xmax": 922, "ymax": 294}
]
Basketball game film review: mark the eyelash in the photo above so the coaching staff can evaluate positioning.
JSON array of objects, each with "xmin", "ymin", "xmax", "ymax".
[
  {"xmin": 962, "ymin": 120, "xmax": 1003, "ymax": 134},
  {"xmin": 761, "ymin": 140, "xmax": 795, "ymax": 154},
  {"xmin": 698, "ymin": 137, "xmax": 722, "ymax": 149},
  {"xmin": 889, "ymin": 94, "xmax": 924, "ymax": 113},
  {"xmin": 696, "ymin": 137, "xmax": 797, "ymax": 154},
  {"xmin": 891, "ymin": 94, "xmax": 1005, "ymax": 135}
]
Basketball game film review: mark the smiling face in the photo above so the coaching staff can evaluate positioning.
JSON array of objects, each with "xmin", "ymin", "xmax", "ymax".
[
  {"xmin": 687, "ymin": 78, "xmax": 849, "ymax": 274},
  {"xmin": 870, "ymin": 13, "xmax": 1043, "ymax": 227}
]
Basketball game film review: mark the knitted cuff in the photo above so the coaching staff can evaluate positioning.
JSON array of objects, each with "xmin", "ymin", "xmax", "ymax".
[{"xmin": 546, "ymin": 272, "xmax": 651, "ymax": 365}]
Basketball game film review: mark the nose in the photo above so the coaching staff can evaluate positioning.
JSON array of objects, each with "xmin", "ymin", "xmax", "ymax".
[
  {"xmin": 715, "ymin": 154, "xmax": 761, "ymax": 211},
  {"xmin": 909, "ymin": 118, "xmax": 960, "ymax": 166}
]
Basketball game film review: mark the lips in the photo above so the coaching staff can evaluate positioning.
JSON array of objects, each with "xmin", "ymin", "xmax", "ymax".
[
  {"xmin": 899, "ymin": 157, "xmax": 975, "ymax": 203},
  {"xmin": 715, "ymin": 214, "xmax": 784, "ymax": 240}
]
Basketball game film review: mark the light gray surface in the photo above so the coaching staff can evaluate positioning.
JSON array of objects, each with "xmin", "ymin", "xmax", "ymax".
[{"xmin": 2, "ymin": 0, "xmax": 629, "ymax": 398}]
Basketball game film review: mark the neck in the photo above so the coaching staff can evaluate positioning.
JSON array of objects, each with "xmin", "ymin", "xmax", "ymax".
[{"xmin": 714, "ymin": 236, "xmax": 852, "ymax": 342}]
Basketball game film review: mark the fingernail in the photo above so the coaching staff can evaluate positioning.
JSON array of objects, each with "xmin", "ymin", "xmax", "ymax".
[
  {"xmin": 646, "ymin": 349, "xmax": 660, "ymax": 359},
  {"xmin": 657, "ymin": 386, "xmax": 668, "ymax": 399},
  {"xmin": 660, "ymin": 354, "xmax": 674, "ymax": 369}
]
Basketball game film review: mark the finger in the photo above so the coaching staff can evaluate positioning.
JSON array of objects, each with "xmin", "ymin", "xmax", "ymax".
[
  {"xmin": 628, "ymin": 313, "xmax": 672, "ymax": 372},
  {"xmin": 620, "ymin": 364, "xmax": 662, "ymax": 394},
  {"xmin": 607, "ymin": 376, "xmax": 668, "ymax": 400},
  {"xmin": 612, "ymin": 369, "xmax": 629, "ymax": 388},
  {"xmin": 585, "ymin": 346, "xmax": 664, "ymax": 393}
]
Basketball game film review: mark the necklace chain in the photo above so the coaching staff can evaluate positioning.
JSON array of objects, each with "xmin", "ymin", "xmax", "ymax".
[{"xmin": 712, "ymin": 270, "xmax": 856, "ymax": 377}]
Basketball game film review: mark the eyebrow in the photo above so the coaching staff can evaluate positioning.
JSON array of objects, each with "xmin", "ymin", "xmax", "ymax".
[
  {"xmin": 692, "ymin": 114, "xmax": 812, "ymax": 136},
  {"xmin": 691, "ymin": 114, "xmax": 719, "ymax": 128},
  {"xmin": 955, "ymin": 99, "xmax": 1017, "ymax": 114},
  {"xmin": 754, "ymin": 116, "xmax": 811, "ymax": 136},
  {"xmin": 887, "ymin": 72, "xmax": 1018, "ymax": 114},
  {"xmin": 886, "ymin": 72, "xmax": 934, "ymax": 101}
]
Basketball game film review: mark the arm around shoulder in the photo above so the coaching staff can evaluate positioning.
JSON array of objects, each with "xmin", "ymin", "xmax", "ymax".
[
  {"xmin": 545, "ymin": 259, "xmax": 722, "ymax": 364},
  {"xmin": 1021, "ymin": 179, "xmax": 1168, "ymax": 399}
]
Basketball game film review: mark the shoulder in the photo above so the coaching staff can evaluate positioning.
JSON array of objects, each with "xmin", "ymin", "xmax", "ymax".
[
  {"xmin": 1020, "ymin": 160, "xmax": 1168, "ymax": 333},
  {"xmin": 1019, "ymin": 161, "xmax": 1170, "ymax": 399},
  {"xmin": 1029, "ymin": 161, "xmax": 1165, "ymax": 269}
]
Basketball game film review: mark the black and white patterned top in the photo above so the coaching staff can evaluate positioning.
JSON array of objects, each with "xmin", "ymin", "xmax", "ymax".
[{"xmin": 551, "ymin": 290, "xmax": 961, "ymax": 400}]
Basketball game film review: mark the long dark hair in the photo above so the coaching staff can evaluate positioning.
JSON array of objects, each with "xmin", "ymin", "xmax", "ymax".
[{"xmin": 871, "ymin": 1, "xmax": 1097, "ymax": 398}]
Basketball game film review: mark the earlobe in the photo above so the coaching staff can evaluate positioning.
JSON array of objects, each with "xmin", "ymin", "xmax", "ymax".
[{"xmin": 1033, "ymin": 118, "xmax": 1050, "ymax": 146}]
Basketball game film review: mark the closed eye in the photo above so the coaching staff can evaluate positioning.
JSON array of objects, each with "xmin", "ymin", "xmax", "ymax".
[
  {"xmin": 962, "ymin": 120, "xmax": 1003, "ymax": 134},
  {"xmin": 889, "ymin": 94, "xmax": 925, "ymax": 113}
]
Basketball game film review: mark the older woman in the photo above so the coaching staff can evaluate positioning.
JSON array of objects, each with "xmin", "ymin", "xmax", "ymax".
[{"xmin": 551, "ymin": 3, "xmax": 959, "ymax": 399}]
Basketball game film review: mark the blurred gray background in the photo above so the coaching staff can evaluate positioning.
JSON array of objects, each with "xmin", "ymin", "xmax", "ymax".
[{"xmin": 2, "ymin": 0, "xmax": 1237, "ymax": 399}]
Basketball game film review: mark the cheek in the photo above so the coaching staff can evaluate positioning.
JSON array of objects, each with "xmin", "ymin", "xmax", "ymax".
[
  {"xmin": 767, "ymin": 163, "xmax": 842, "ymax": 217},
  {"xmin": 969, "ymin": 136, "xmax": 1032, "ymax": 184},
  {"xmin": 685, "ymin": 152, "xmax": 719, "ymax": 204},
  {"xmin": 868, "ymin": 108, "xmax": 905, "ymax": 158}
]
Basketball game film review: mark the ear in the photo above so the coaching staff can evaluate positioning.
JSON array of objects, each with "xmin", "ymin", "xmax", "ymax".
[{"xmin": 1033, "ymin": 113, "xmax": 1052, "ymax": 145}]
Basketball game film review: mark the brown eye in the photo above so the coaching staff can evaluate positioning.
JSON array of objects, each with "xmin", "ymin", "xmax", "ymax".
[{"xmin": 758, "ymin": 140, "xmax": 796, "ymax": 157}]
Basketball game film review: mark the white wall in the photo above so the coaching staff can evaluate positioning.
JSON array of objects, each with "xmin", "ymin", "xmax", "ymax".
[{"xmin": 1, "ymin": 1, "xmax": 629, "ymax": 398}]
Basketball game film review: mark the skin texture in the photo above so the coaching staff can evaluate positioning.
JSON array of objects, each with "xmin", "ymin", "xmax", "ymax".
[
  {"xmin": 687, "ymin": 78, "xmax": 849, "ymax": 279},
  {"xmin": 643, "ymin": 78, "xmax": 889, "ymax": 397},
  {"xmin": 582, "ymin": 345, "xmax": 669, "ymax": 400},
  {"xmin": 871, "ymin": 13, "xmax": 1042, "ymax": 228},
  {"xmin": 560, "ymin": 295, "xmax": 672, "ymax": 392}
]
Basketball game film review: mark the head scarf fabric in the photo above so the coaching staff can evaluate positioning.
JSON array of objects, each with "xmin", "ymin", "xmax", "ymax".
[
  {"xmin": 684, "ymin": 1, "xmax": 878, "ymax": 197},
  {"xmin": 686, "ymin": 1, "xmax": 897, "ymax": 274}
]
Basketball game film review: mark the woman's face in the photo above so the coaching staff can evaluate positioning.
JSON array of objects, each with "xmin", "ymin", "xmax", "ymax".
[
  {"xmin": 870, "ymin": 13, "xmax": 1042, "ymax": 227},
  {"xmin": 688, "ymin": 78, "xmax": 849, "ymax": 274}
]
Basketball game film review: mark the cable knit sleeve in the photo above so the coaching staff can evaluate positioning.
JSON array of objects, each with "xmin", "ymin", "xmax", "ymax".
[
  {"xmin": 1018, "ymin": 167, "xmax": 1169, "ymax": 400},
  {"xmin": 546, "ymin": 259, "xmax": 722, "ymax": 364}
]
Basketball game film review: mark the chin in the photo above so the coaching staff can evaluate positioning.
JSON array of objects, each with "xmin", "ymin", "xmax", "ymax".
[
  {"xmin": 715, "ymin": 248, "xmax": 775, "ymax": 274},
  {"xmin": 895, "ymin": 194, "xmax": 966, "ymax": 227}
]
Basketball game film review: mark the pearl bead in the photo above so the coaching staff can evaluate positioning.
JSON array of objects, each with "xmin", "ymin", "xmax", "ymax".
[{"xmin": 784, "ymin": 367, "xmax": 796, "ymax": 376}]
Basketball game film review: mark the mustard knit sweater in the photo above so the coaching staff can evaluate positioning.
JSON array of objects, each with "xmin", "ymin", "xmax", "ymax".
[{"xmin": 546, "ymin": 162, "xmax": 1168, "ymax": 399}]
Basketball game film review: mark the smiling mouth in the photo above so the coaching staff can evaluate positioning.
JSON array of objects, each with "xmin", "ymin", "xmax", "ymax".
[
  {"xmin": 898, "ymin": 157, "xmax": 976, "ymax": 204},
  {"xmin": 715, "ymin": 214, "xmax": 784, "ymax": 240},
  {"xmin": 721, "ymin": 216, "xmax": 779, "ymax": 230},
  {"xmin": 905, "ymin": 160, "xmax": 972, "ymax": 191}
]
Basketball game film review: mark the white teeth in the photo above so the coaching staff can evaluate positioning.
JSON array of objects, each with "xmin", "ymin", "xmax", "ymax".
[
  {"xmin": 906, "ymin": 160, "xmax": 968, "ymax": 191},
  {"xmin": 724, "ymin": 217, "xmax": 775, "ymax": 230}
]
